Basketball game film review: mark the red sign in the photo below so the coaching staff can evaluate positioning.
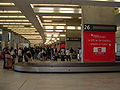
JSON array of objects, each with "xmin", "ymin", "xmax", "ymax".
[
  {"xmin": 60, "ymin": 43, "xmax": 66, "ymax": 49},
  {"xmin": 83, "ymin": 31, "xmax": 115, "ymax": 62}
]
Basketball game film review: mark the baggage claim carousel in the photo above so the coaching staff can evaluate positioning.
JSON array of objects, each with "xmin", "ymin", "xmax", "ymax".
[{"xmin": 13, "ymin": 61, "xmax": 120, "ymax": 73}]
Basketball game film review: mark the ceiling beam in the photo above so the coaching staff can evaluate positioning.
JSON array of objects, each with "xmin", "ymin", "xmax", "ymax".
[
  {"xmin": 28, "ymin": 0, "xmax": 120, "ymax": 7},
  {"xmin": 13, "ymin": 0, "xmax": 46, "ymax": 42}
]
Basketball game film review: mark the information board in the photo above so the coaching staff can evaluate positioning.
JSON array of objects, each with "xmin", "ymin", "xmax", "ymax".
[{"xmin": 83, "ymin": 31, "xmax": 115, "ymax": 62}]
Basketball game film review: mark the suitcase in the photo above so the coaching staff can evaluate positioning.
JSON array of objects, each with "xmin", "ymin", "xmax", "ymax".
[{"xmin": 5, "ymin": 59, "xmax": 13, "ymax": 69}]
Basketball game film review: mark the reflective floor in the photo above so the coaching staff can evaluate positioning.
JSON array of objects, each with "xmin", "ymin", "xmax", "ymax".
[{"xmin": 0, "ymin": 61, "xmax": 120, "ymax": 90}]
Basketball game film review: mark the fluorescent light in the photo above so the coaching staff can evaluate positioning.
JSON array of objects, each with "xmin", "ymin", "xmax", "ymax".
[
  {"xmin": 0, "ymin": 11, "xmax": 21, "ymax": 13},
  {"xmin": 0, "ymin": 20, "xmax": 29, "ymax": 22},
  {"xmin": 0, "ymin": 16, "xmax": 26, "ymax": 18},
  {"xmin": 67, "ymin": 26, "xmax": 75, "ymax": 29},
  {"xmin": 45, "ymin": 30, "xmax": 53, "ymax": 32},
  {"xmin": 59, "ymin": 8, "xmax": 74, "ymax": 13},
  {"xmin": 43, "ymin": 23, "xmax": 66, "ymax": 25},
  {"xmin": 57, "ymin": 38, "xmax": 60, "ymax": 40},
  {"xmin": 78, "ymin": 17, "xmax": 82, "ymax": 19},
  {"xmin": 3, "ymin": 25, "xmax": 24, "ymax": 27},
  {"xmin": 0, "ymin": 3, "xmax": 15, "ymax": 6},
  {"xmin": 43, "ymin": 20, "xmax": 52, "ymax": 22},
  {"xmin": 32, "ymin": 4, "xmax": 79, "ymax": 7},
  {"xmin": 42, "ymin": 16, "xmax": 72, "ymax": 19},
  {"xmin": 56, "ymin": 26, "xmax": 65, "ymax": 29},
  {"xmin": 44, "ymin": 26, "xmax": 53, "ymax": 29},
  {"xmin": 52, "ymin": 38, "xmax": 55, "ymax": 40},
  {"xmin": 55, "ymin": 30, "xmax": 63, "ymax": 32},
  {"xmin": 77, "ymin": 26, "xmax": 81, "ymax": 30},
  {"xmin": 34, "ymin": 7, "xmax": 54, "ymax": 13},
  {"xmin": 39, "ymin": 7, "xmax": 54, "ymax": 10},
  {"xmin": 38, "ymin": 10, "xmax": 54, "ymax": 13},
  {"xmin": 60, "ymin": 34, "xmax": 66, "ymax": 37},
  {"xmin": 0, "ymin": 23, "xmax": 31, "ymax": 25},
  {"xmin": 53, "ymin": 34, "xmax": 59, "ymax": 37},
  {"xmin": 8, "ymin": 28, "xmax": 35, "ymax": 30},
  {"xmin": 0, "ymin": 31, "xmax": 2, "ymax": 34},
  {"xmin": 79, "ymin": 9, "xmax": 82, "ymax": 13}
]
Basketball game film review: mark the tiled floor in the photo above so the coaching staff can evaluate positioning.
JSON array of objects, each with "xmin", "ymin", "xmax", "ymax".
[{"xmin": 0, "ymin": 60, "xmax": 120, "ymax": 90}]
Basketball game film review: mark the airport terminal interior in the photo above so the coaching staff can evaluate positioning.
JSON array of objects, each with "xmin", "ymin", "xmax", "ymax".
[{"xmin": 0, "ymin": 0, "xmax": 120, "ymax": 90}]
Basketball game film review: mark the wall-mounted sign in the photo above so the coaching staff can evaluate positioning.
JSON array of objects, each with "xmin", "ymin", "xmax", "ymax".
[
  {"xmin": 83, "ymin": 24, "xmax": 116, "ymax": 62},
  {"xmin": 83, "ymin": 31, "xmax": 115, "ymax": 62},
  {"xmin": 66, "ymin": 37, "xmax": 81, "ymax": 41},
  {"xmin": 84, "ymin": 24, "xmax": 116, "ymax": 32}
]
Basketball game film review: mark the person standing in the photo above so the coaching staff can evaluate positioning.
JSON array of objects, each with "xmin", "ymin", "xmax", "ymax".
[
  {"xmin": 54, "ymin": 48, "xmax": 58, "ymax": 61},
  {"xmin": 60, "ymin": 48, "xmax": 65, "ymax": 61},
  {"xmin": 18, "ymin": 48, "xmax": 23, "ymax": 62},
  {"xmin": 70, "ymin": 47, "xmax": 74, "ymax": 60},
  {"xmin": 66, "ymin": 48, "xmax": 71, "ymax": 61}
]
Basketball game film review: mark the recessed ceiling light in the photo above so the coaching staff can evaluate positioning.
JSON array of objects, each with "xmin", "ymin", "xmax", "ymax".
[
  {"xmin": 44, "ymin": 26, "xmax": 54, "ymax": 29},
  {"xmin": 55, "ymin": 30, "xmax": 63, "ymax": 32},
  {"xmin": 0, "ymin": 20, "xmax": 29, "ymax": 22},
  {"xmin": 0, "ymin": 16, "xmax": 26, "ymax": 18},
  {"xmin": 43, "ymin": 20, "xmax": 52, "ymax": 22},
  {"xmin": 42, "ymin": 16, "xmax": 72, "ymax": 19},
  {"xmin": 56, "ymin": 26, "xmax": 65, "ymax": 29},
  {"xmin": 32, "ymin": 4, "xmax": 79, "ymax": 7},
  {"xmin": 0, "ymin": 3, "xmax": 15, "ymax": 6},
  {"xmin": 43, "ymin": 23, "xmax": 66, "ymax": 25},
  {"xmin": 45, "ymin": 30, "xmax": 53, "ymax": 32},
  {"xmin": 67, "ymin": 26, "xmax": 75, "ymax": 29},
  {"xmin": 0, "ymin": 11, "xmax": 21, "ymax": 13}
]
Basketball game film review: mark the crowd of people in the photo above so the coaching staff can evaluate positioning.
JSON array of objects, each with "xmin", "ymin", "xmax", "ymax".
[{"xmin": 0, "ymin": 46, "xmax": 82, "ymax": 69}]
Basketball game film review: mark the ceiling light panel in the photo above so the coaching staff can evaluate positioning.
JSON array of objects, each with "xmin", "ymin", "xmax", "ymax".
[
  {"xmin": 38, "ymin": 7, "xmax": 54, "ymax": 13},
  {"xmin": 56, "ymin": 26, "xmax": 65, "ymax": 29},
  {"xmin": 0, "ymin": 3, "xmax": 15, "ymax": 6},
  {"xmin": 45, "ymin": 30, "xmax": 54, "ymax": 32},
  {"xmin": 0, "ymin": 11, "xmax": 21, "ymax": 13},
  {"xmin": 0, "ymin": 20, "xmax": 29, "ymax": 22},
  {"xmin": 43, "ymin": 20, "xmax": 52, "ymax": 22},
  {"xmin": 0, "ymin": 16, "xmax": 26, "ymax": 18},
  {"xmin": 55, "ymin": 30, "xmax": 63, "ymax": 32},
  {"xmin": 60, "ymin": 34, "xmax": 66, "ymax": 37},
  {"xmin": 0, "ymin": 23, "xmax": 31, "ymax": 25},
  {"xmin": 43, "ymin": 23, "xmax": 66, "ymax": 25},
  {"xmin": 3, "ymin": 25, "xmax": 24, "ymax": 27},
  {"xmin": 33, "ymin": 7, "xmax": 81, "ymax": 14},
  {"xmin": 32, "ymin": 4, "xmax": 79, "ymax": 7},
  {"xmin": 44, "ymin": 26, "xmax": 54, "ymax": 29},
  {"xmin": 42, "ymin": 16, "xmax": 72, "ymax": 19}
]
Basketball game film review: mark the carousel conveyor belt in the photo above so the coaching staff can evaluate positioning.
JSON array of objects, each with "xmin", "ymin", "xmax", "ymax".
[{"xmin": 13, "ymin": 62, "xmax": 120, "ymax": 73}]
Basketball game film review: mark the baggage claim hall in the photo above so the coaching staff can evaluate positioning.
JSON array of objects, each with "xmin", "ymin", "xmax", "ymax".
[{"xmin": 0, "ymin": 0, "xmax": 120, "ymax": 90}]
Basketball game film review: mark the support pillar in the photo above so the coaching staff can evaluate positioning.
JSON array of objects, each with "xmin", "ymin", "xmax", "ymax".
[
  {"xmin": 2, "ymin": 28, "xmax": 8, "ymax": 49},
  {"xmin": 10, "ymin": 32, "xmax": 15, "ymax": 48}
]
